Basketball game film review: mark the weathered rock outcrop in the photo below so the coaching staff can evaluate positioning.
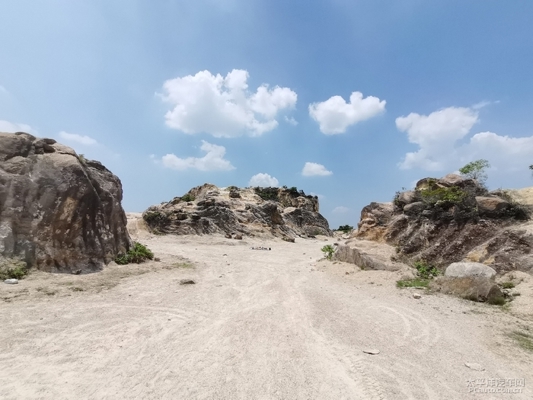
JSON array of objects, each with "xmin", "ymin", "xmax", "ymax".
[
  {"xmin": 0, "ymin": 132, "xmax": 131, "ymax": 273},
  {"xmin": 142, "ymin": 184, "xmax": 331, "ymax": 238},
  {"xmin": 342, "ymin": 174, "xmax": 533, "ymax": 274}
]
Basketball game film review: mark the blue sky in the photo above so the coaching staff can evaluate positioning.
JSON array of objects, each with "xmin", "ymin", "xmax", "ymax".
[{"xmin": 1, "ymin": 0, "xmax": 533, "ymax": 229}]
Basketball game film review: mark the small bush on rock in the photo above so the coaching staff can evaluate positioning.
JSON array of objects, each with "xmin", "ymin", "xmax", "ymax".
[
  {"xmin": 337, "ymin": 225, "xmax": 354, "ymax": 234},
  {"xmin": 115, "ymin": 242, "xmax": 154, "ymax": 265},
  {"xmin": 181, "ymin": 193, "xmax": 195, "ymax": 202}
]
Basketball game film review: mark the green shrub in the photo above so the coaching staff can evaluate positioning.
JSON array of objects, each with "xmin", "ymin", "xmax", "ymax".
[
  {"xmin": 413, "ymin": 260, "xmax": 439, "ymax": 279},
  {"xmin": 0, "ymin": 259, "xmax": 29, "ymax": 280},
  {"xmin": 396, "ymin": 278, "xmax": 429, "ymax": 288},
  {"xmin": 419, "ymin": 186, "xmax": 467, "ymax": 205},
  {"xmin": 488, "ymin": 296, "xmax": 506, "ymax": 306},
  {"xmin": 501, "ymin": 281, "xmax": 515, "ymax": 289},
  {"xmin": 181, "ymin": 193, "xmax": 195, "ymax": 202},
  {"xmin": 115, "ymin": 242, "xmax": 154, "ymax": 265},
  {"xmin": 459, "ymin": 159, "xmax": 490, "ymax": 186},
  {"xmin": 254, "ymin": 187, "xmax": 279, "ymax": 201},
  {"xmin": 337, "ymin": 225, "xmax": 354, "ymax": 234},
  {"xmin": 321, "ymin": 245, "xmax": 335, "ymax": 260}
]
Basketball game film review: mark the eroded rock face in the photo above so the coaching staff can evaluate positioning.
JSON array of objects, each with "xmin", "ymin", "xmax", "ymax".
[
  {"xmin": 0, "ymin": 132, "xmax": 131, "ymax": 273},
  {"xmin": 142, "ymin": 184, "xmax": 331, "ymax": 238},
  {"xmin": 354, "ymin": 174, "xmax": 533, "ymax": 274}
]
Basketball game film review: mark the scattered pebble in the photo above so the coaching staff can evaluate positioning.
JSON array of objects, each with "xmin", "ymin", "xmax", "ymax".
[
  {"xmin": 4, "ymin": 279, "xmax": 18, "ymax": 284},
  {"xmin": 464, "ymin": 362, "xmax": 484, "ymax": 371},
  {"xmin": 413, "ymin": 293, "xmax": 422, "ymax": 299},
  {"xmin": 363, "ymin": 349, "xmax": 380, "ymax": 355},
  {"xmin": 179, "ymin": 279, "xmax": 196, "ymax": 285}
]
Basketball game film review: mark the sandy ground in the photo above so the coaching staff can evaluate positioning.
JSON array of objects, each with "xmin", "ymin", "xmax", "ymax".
[{"xmin": 1, "ymin": 219, "xmax": 532, "ymax": 399}]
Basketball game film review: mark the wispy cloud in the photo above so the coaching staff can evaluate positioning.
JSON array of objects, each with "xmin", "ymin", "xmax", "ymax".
[
  {"xmin": 160, "ymin": 140, "xmax": 235, "ymax": 171},
  {"xmin": 0, "ymin": 120, "xmax": 37, "ymax": 135},
  {"xmin": 59, "ymin": 131, "xmax": 98, "ymax": 146}
]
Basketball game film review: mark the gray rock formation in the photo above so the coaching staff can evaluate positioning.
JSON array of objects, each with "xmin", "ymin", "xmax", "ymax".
[
  {"xmin": 354, "ymin": 174, "xmax": 532, "ymax": 274},
  {"xmin": 142, "ymin": 184, "xmax": 331, "ymax": 238},
  {"xmin": 0, "ymin": 132, "xmax": 131, "ymax": 273},
  {"xmin": 334, "ymin": 239, "xmax": 404, "ymax": 271}
]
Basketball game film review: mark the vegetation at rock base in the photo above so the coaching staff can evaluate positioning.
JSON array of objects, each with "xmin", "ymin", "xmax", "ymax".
[
  {"xmin": 501, "ymin": 281, "xmax": 515, "ymax": 289},
  {"xmin": 413, "ymin": 260, "xmax": 439, "ymax": 279},
  {"xmin": 143, "ymin": 211, "xmax": 170, "ymax": 224},
  {"xmin": 0, "ymin": 258, "xmax": 29, "ymax": 280},
  {"xmin": 397, "ymin": 260, "xmax": 438, "ymax": 289},
  {"xmin": 509, "ymin": 330, "xmax": 533, "ymax": 352},
  {"xmin": 492, "ymin": 190, "xmax": 530, "ymax": 220},
  {"xmin": 488, "ymin": 296, "xmax": 506, "ymax": 306},
  {"xmin": 321, "ymin": 244, "xmax": 335, "ymax": 260},
  {"xmin": 115, "ymin": 242, "xmax": 154, "ymax": 265},
  {"xmin": 396, "ymin": 278, "xmax": 430, "ymax": 288},
  {"xmin": 459, "ymin": 159, "xmax": 490, "ymax": 186},
  {"xmin": 337, "ymin": 225, "xmax": 354, "ymax": 233}
]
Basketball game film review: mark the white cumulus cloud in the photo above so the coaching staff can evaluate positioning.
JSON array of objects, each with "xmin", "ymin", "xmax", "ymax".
[
  {"xmin": 396, "ymin": 105, "xmax": 533, "ymax": 175},
  {"xmin": 309, "ymin": 91, "xmax": 386, "ymax": 134},
  {"xmin": 161, "ymin": 69, "xmax": 297, "ymax": 138},
  {"xmin": 396, "ymin": 107, "xmax": 479, "ymax": 170},
  {"xmin": 248, "ymin": 173, "xmax": 279, "ymax": 187},
  {"xmin": 161, "ymin": 141, "xmax": 235, "ymax": 171},
  {"xmin": 302, "ymin": 162, "xmax": 333, "ymax": 177},
  {"xmin": 0, "ymin": 120, "xmax": 37, "ymax": 135},
  {"xmin": 59, "ymin": 131, "xmax": 98, "ymax": 146}
]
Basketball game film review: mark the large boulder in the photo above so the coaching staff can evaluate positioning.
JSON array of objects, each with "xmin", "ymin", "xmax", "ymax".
[
  {"xmin": 444, "ymin": 262, "xmax": 497, "ymax": 279},
  {"xmin": 0, "ymin": 132, "xmax": 131, "ymax": 273},
  {"xmin": 475, "ymin": 196, "xmax": 511, "ymax": 217},
  {"xmin": 334, "ymin": 239, "xmax": 404, "ymax": 271},
  {"xmin": 142, "ymin": 184, "xmax": 331, "ymax": 238},
  {"xmin": 430, "ymin": 276, "xmax": 504, "ymax": 303}
]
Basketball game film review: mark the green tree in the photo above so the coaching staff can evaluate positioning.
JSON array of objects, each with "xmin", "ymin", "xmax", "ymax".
[{"xmin": 459, "ymin": 159, "xmax": 490, "ymax": 186}]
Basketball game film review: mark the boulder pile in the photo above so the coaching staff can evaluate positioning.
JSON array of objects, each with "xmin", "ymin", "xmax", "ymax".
[
  {"xmin": 142, "ymin": 184, "xmax": 332, "ymax": 239},
  {"xmin": 339, "ymin": 174, "xmax": 532, "ymax": 274}
]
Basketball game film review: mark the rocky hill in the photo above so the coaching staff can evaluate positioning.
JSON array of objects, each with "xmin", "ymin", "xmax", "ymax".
[
  {"xmin": 142, "ymin": 184, "xmax": 331, "ymax": 239},
  {"xmin": 338, "ymin": 174, "xmax": 532, "ymax": 275},
  {"xmin": 0, "ymin": 132, "xmax": 131, "ymax": 274}
]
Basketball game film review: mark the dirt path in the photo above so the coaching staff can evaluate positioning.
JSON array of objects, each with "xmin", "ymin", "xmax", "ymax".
[{"xmin": 0, "ymin": 232, "xmax": 532, "ymax": 399}]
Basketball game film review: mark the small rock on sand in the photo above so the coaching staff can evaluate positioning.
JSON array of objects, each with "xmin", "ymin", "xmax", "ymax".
[
  {"xmin": 363, "ymin": 349, "xmax": 380, "ymax": 355},
  {"xmin": 4, "ymin": 279, "xmax": 19, "ymax": 284},
  {"xmin": 464, "ymin": 362, "xmax": 484, "ymax": 371},
  {"xmin": 179, "ymin": 279, "xmax": 196, "ymax": 285}
]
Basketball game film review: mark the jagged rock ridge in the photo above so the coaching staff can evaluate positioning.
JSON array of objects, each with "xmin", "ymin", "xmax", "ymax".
[
  {"xmin": 0, "ymin": 132, "xmax": 131, "ymax": 273},
  {"xmin": 142, "ymin": 184, "xmax": 332, "ymax": 238},
  {"xmin": 339, "ymin": 174, "xmax": 532, "ymax": 274}
]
